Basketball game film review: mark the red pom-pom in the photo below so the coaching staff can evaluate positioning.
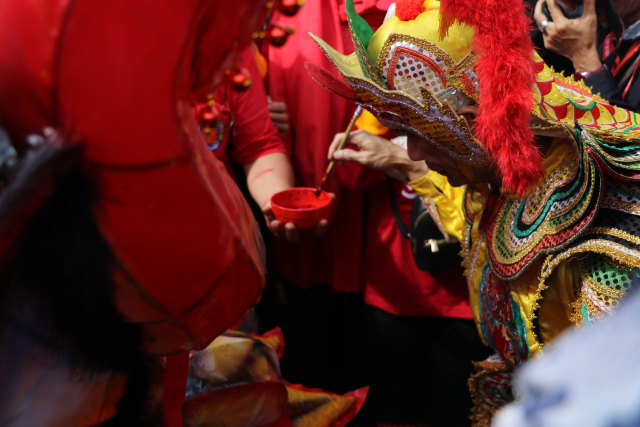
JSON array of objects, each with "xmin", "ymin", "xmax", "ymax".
[
  {"xmin": 395, "ymin": 0, "xmax": 425, "ymax": 21},
  {"xmin": 277, "ymin": 0, "xmax": 304, "ymax": 16},
  {"xmin": 226, "ymin": 68, "xmax": 252, "ymax": 92},
  {"xmin": 266, "ymin": 22, "xmax": 294, "ymax": 47}
]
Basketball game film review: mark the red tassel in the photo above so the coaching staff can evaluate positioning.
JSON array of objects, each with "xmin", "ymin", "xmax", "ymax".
[
  {"xmin": 439, "ymin": 0, "xmax": 543, "ymax": 195},
  {"xmin": 395, "ymin": 0, "xmax": 425, "ymax": 21}
]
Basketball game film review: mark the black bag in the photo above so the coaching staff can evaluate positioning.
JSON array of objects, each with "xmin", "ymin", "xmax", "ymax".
[{"xmin": 387, "ymin": 178, "xmax": 462, "ymax": 273}]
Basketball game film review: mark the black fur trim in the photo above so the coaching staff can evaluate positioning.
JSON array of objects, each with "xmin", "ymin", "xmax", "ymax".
[{"xmin": 0, "ymin": 151, "xmax": 157, "ymax": 424}]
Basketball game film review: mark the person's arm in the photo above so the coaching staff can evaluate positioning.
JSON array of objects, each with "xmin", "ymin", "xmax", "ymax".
[
  {"xmin": 244, "ymin": 152, "xmax": 294, "ymax": 209},
  {"xmin": 327, "ymin": 128, "xmax": 466, "ymax": 240},
  {"xmin": 243, "ymin": 152, "xmax": 294, "ymax": 240},
  {"xmin": 230, "ymin": 49, "xmax": 330, "ymax": 241},
  {"xmin": 244, "ymin": 152, "xmax": 330, "ymax": 242}
]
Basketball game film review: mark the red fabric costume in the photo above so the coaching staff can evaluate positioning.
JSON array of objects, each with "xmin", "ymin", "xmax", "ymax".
[
  {"xmin": 0, "ymin": 0, "xmax": 267, "ymax": 356},
  {"xmin": 0, "ymin": 0, "xmax": 271, "ymax": 424}
]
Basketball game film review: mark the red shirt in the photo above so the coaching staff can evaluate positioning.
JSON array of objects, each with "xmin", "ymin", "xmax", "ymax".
[
  {"xmin": 362, "ymin": 180, "xmax": 472, "ymax": 318},
  {"xmin": 194, "ymin": 48, "xmax": 285, "ymax": 175}
]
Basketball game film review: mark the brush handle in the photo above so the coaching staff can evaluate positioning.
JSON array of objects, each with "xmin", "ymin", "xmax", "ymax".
[{"xmin": 317, "ymin": 105, "xmax": 363, "ymax": 192}]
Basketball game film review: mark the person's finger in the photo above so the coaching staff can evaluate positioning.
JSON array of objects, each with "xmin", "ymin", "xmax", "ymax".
[
  {"xmin": 333, "ymin": 147, "xmax": 365, "ymax": 163},
  {"xmin": 268, "ymin": 100, "xmax": 287, "ymax": 113},
  {"xmin": 328, "ymin": 132, "xmax": 346, "ymax": 160},
  {"xmin": 314, "ymin": 219, "xmax": 329, "ymax": 237},
  {"xmin": 284, "ymin": 222, "xmax": 300, "ymax": 242},
  {"xmin": 262, "ymin": 204, "xmax": 274, "ymax": 219},
  {"xmin": 270, "ymin": 112, "xmax": 289, "ymax": 123},
  {"xmin": 274, "ymin": 122, "xmax": 290, "ymax": 133},
  {"xmin": 545, "ymin": 0, "xmax": 566, "ymax": 24},
  {"xmin": 267, "ymin": 219, "xmax": 283, "ymax": 237},
  {"xmin": 344, "ymin": 129, "xmax": 367, "ymax": 148},
  {"xmin": 533, "ymin": 0, "xmax": 546, "ymax": 25}
]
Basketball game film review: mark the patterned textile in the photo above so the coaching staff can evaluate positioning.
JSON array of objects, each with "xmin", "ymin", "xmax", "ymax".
[
  {"xmin": 461, "ymin": 128, "xmax": 640, "ymax": 423},
  {"xmin": 468, "ymin": 354, "xmax": 513, "ymax": 426},
  {"xmin": 477, "ymin": 265, "xmax": 529, "ymax": 366},
  {"xmin": 574, "ymin": 254, "xmax": 640, "ymax": 323}
]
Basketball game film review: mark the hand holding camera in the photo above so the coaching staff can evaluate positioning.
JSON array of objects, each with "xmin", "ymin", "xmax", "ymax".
[{"xmin": 533, "ymin": 0, "xmax": 603, "ymax": 73}]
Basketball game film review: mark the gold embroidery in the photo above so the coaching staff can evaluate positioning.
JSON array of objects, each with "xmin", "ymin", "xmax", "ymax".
[
  {"xmin": 489, "ymin": 150, "xmax": 599, "ymax": 270},
  {"xmin": 541, "ymin": 240, "xmax": 640, "ymax": 281},
  {"xmin": 468, "ymin": 358, "xmax": 513, "ymax": 427},
  {"xmin": 587, "ymin": 226, "xmax": 640, "ymax": 246},
  {"xmin": 347, "ymin": 21, "xmax": 386, "ymax": 88},
  {"xmin": 602, "ymin": 198, "xmax": 640, "ymax": 214},
  {"xmin": 339, "ymin": 73, "xmax": 489, "ymax": 165}
]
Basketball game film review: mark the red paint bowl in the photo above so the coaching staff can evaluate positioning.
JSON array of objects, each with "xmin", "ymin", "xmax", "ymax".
[{"xmin": 270, "ymin": 187, "xmax": 333, "ymax": 229}]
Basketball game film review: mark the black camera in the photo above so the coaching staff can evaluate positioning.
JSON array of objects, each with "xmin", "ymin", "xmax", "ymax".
[{"xmin": 542, "ymin": 1, "xmax": 584, "ymax": 21}]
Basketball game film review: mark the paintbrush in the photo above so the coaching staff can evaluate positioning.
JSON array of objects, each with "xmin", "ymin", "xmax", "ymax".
[{"xmin": 315, "ymin": 105, "xmax": 363, "ymax": 196}]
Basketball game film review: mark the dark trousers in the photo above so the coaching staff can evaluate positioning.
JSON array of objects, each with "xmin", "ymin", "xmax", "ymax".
[
  {"xmin": 256, "ymin": 277, "xmax": 361, "ymax": 394},
  {"xmin": 352, "ymin": 305, "xmax": 490, "ymax": 427}
]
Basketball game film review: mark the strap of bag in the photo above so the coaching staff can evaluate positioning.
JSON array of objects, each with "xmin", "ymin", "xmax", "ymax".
[{"xmin": 386, "ymin": 177, "xmax": 410, "ymax": 239}]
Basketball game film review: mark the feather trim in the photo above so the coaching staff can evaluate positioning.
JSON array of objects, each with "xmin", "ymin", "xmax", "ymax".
[{"xmin": 440, "ymin": 0, "xmax": 544, "ymax": 196}]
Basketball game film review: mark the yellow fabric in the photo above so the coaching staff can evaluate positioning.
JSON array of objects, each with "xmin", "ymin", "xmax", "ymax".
[
  {"xmin": 408, "ymin": 170, "xmax": 466, "ymax": 241},
  {"xmin": 460, "ymin": 183, "xmax": 490, "ymax": 344},
  {"xmin": 531, "ymin": 51, "xmax": 640, "ymax": 141},
  {"xmin": 354, "ymin": 109, "xmax": 390, "ymax": 135},
  {"xmin": 537, "ymin": 260, "xmax": 579, "ymax": 344},
  {"xmin": 308, "ymin": 34, "xmax": 365, "ymax": 77},
  {"xmin": 463, "ymin": 141, "xmax": 583, "ymax": 357},
  {"xmin": 367, "ymin": 0, "xmax": 474, "ymax": 65},
  {"xmin": 410, "ymin": 141, "xmax": 583, "ymax": 358}
]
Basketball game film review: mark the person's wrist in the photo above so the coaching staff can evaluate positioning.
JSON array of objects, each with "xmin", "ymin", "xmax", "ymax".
[
  {"xmin": 397, "ymin": 157, "xmax": 428, "ymax": 181},
  {"xmin": 574, "ymin": 64, "xmax": 607, "ymax": 80},
  {"xmin": 572, "ymin": 48, "xmax": 603, "ymax": 78}
]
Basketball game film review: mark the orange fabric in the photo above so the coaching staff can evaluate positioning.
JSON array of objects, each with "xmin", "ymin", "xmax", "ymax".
[{"xmin": 253, "ymin": 43, "xmax": 270, "ymax": 79}]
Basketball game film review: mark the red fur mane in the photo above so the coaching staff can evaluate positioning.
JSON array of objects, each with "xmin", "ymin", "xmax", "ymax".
[{"xmin": 439, "ymin": 0, "xmax": 544, "ymax": 196}]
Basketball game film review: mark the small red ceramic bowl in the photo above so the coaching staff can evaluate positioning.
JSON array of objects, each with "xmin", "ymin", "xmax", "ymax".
[{"xmin": 270, "ymin": 187, "xmax": 333, "ymax": 229}]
